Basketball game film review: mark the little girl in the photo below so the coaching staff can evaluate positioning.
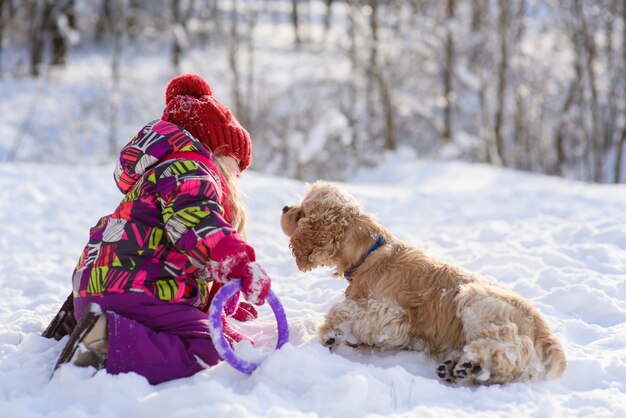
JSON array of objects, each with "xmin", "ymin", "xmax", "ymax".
[{"xmin": 52, "ymin": 74, "xmax": 272, "ymax": 384}]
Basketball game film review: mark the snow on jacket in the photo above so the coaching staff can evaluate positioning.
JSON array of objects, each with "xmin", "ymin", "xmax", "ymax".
[{"xmin": 71, "ymin": 119, "xmax": 254, "ymax": 311}]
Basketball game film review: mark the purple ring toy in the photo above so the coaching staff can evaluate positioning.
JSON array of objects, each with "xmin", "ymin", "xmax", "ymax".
[{"xmin": 209, "ymin": 279, "xmax": 289, "ymax": 374}]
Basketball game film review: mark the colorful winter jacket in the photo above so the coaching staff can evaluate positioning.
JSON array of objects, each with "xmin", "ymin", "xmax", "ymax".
[{"xmin": 71, "ymin": 119, "xmax": 254, "ymax": 311}]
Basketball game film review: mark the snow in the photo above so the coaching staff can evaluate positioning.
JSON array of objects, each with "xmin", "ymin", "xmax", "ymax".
[{"xmin": 1, "ymin": 156, "xmax": 626, "ymax": 417}]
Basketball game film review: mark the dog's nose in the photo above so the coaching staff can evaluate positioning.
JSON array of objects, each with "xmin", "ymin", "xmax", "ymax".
[{"xmin": 282, "ymin": 205, "xmax": 290, "ymax": 214}]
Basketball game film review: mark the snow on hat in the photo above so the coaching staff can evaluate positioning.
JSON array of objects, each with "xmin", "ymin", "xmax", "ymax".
[{"xmin": 162, "ymin": 73, "xmax": 252, "ymax": 171}]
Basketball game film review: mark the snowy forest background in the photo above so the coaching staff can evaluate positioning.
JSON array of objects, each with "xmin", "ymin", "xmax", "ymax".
[{"xmin": 1, "ymin": 0, "xmax": 625, "ymax": 183}]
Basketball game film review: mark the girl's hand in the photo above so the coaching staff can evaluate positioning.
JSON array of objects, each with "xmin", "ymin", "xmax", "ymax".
[
  {"xmin": 230, "ymin": 261, "xmax": 271, "ymax": 306},
  {"xmin": 231, "ymin": 301, "xmax": 258, "ymax": 322},
  {"xmin": 207, "ymin": 234, "xmax": 270, "ymax": 304}
]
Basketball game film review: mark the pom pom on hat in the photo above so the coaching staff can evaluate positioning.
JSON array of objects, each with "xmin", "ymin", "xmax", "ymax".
[
  {"xmin": 162, "ymin": 74, "xmax": 252, "ymax": 171},
  {"xmin": 165, "ymin": 73, "xmax": 212, "ymax": 102}
]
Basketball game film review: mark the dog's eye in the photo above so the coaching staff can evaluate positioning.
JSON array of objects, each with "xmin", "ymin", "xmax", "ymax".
[{"xmin": 296, "ymin": 211, "xmax": 305, "ymax": 221}]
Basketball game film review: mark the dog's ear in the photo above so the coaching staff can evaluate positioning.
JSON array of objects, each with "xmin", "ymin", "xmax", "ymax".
[{"xmin": 289, "ymin": 205, "xmax": 347, "ymax": 271}]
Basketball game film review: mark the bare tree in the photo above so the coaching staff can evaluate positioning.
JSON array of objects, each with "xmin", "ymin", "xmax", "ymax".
[
  {"xmin": 0, "ymin": 0, "xmax": 7, "ymax": 73},
  {"xmin": 493, "ymin": 0, "xmax": 510, "ymax": 166},
  {"xmin": 27, "ymin": 0, "xmax": 74, "ymax": 73},
  {"xmin": 229, "ymin": 0, "xmax": 243, "ymax": 120},
  {"xmin": 553, "ymin": 51, "xmax": 584, "ymax": 176},
  {"xmin": 323, "ymin": 0, "xmax": 335, "ymax": 41},
  {"xmin": 442, "ymin": 0, "xmax": 455, "ymax": 143},
  {"xmin": 470, "ymin": 0, "xmax": 487, "ymax": 32},
  {"xmin": 510, "ymin": 1, "xmax": 530, "ymax": 171},
  {"xmin": 244, "ymin": 6, "xmax": 259, "ymax": 129},
  {"xmin": 108, "ymin": 0, "xmax": 125, "ymax": 157},
  {"xmin": 127, "ymin": 0, "xmax": 141, "ymax": 41},
  {"xmin": 28, "ymin": 0, "xmax": 53, "ymax": 76},
  {"xmin": 291, "ymin": 0, "xmax": 301, "ymax": 48},
  {"xmin": 576, "ymin": 0, "xmax": 602, "ymax": 181},
  {"xmin": 345, "ymin": 0, "xmax": 358, "ymax": 70},
  {"xmin": 172, "ymin": 0, "xmax": 183, "ymax": 71},
  {"xmin": 513, "ymin": 86, "xmax": 530, "ymax": 170},
  {"xmin": 228, "ymin": 1, "xmax": 259, "ymax": 130},
  {"xmin": 94, "ymin": 0, "xmax": 113, "ymax": 44},
  {"xmin": 614, "ymin": 0, "xmax": 626, "ymax": 182},
  {"xmin": 368, "ymin": 0, "xmax": 395, "ymax": 150},
  {"xmin": 171, "ymin": 0, "xmax": 195, "ymax": 72},
  {"xmin": 603, "ymin": 0, "xmax": 618, "ymax": 155},
  {"xmin": 338, "ymin": 0, "xmax": 361, "ymax": 152}
]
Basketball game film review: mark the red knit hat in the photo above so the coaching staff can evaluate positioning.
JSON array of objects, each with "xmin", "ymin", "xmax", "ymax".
[{"xmin": 162, "ymin": 74, "xmax": 252, "ymax": 171}]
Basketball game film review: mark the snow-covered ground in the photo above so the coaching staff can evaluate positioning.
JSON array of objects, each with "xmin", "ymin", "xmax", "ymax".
[{"xmin": 1, "ymin": 155, "xmax": 626, "ymax": 417}]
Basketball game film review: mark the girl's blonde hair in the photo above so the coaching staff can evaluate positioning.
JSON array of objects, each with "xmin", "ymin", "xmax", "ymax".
[{"xmin": 216, "ymin": 156, "xmax": 247, "ymax": 238}]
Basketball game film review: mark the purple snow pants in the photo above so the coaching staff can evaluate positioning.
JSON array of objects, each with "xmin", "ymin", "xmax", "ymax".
[{"xmin": 74, "ymin": 293, "xmax": 221, "ymax": 385}]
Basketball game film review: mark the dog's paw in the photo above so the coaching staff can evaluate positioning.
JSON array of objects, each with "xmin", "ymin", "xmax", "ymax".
[
  {"xmin": 322, "ymin": 333, "xmax": 342, "ymax": 351},
  {"xmin": 453, "ymin": 360, "xmax": 485, "ymax": 382},
  {"xmin": 319, "ymin": 327, "xmax": 344, "ymax": 351},
  {"xmin": 436, "ymin": 359, "xmax": 458, "ymax": 383},
  {"xmin": 437, "ymin": 359, "xmax": 483, "ymax": 383}
]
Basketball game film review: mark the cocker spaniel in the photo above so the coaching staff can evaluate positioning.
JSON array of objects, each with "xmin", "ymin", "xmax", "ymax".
[{"xmin": 280, "ymin": 181, "xmax": 566, "ymax": 385}]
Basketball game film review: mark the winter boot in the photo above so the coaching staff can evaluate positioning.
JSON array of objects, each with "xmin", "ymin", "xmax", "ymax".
[
  {"xmin": 42, "ymin": 293, "xmax": 77, "ymax": 340},
  {"xmin": 52, "ymin": 303, "xmax": 108, "ymax": 376}
]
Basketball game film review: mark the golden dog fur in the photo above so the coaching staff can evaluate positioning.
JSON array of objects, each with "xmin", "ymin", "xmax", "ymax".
[{"xmin": 281, "ymin": 181, "xmax": 566, "ymax": 385}]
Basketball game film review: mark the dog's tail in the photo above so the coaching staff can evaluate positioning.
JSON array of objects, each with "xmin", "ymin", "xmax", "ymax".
[{"xmin": 536, "ymin": 326, "xmax": 567, "ymax": 380}]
